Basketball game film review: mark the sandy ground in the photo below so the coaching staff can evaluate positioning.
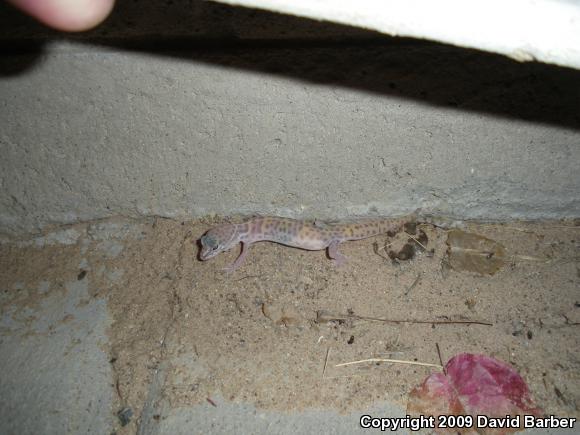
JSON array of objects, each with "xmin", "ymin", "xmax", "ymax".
[{"xmin": 0, "ymin": 216, "xmax": 578, "ymax": 434}]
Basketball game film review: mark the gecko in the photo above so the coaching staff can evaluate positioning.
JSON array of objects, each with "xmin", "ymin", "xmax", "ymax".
[{"xmin": 199, "ymin": 213, "xmax": 415, "ymax": 272}]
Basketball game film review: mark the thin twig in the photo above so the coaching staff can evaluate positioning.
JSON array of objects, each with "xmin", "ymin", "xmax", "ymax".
[
  {"xmin": 404, "ymin": 274, "xmax": 421, "ymax": 296},
  {"xmin": 336, "ymin": 358, "xmax": 442, "ymax": 369},
  {"xmin": 449, "ymin": 247, "xmax": 496, "ymax": 256},
  {"xmin": 330, "ymin": 315, "xmax": 493, "ymax": 326},
  {"xmin": 372, "ymin": 242, "xmax": 390, "ymax": 260},
  {"xmin": 563, "ymin": 315, "xmax": 580, "ymax": 326},
  {"xmin": 322, "ymin": 347, "xmax": 330, "ymax": 379},
  {"xmin": 405, "ymin": 233, "xmax": 428, "ymax": 251},
  {"xmin": 234, "ymin": 274, "xmax": 263, "ymax": 282},
  {"xmin": 436, "ymin": 343, "xmax": 447, "ymax": 376},
  {"xmin": 512, "ymin": 255, "xmax": 548, "ymax": 262},
  {"xmin": 316, "ymin": 310, "xmax": 493, "ymax": 326}
]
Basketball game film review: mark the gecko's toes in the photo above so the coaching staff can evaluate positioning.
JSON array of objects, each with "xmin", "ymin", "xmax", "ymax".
[{"xmin": 331, "ymin": 257, "xmax": 348, "ymax": 268}]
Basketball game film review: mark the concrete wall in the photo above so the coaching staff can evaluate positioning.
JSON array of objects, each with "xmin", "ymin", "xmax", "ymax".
[{"xmin": 1, "ymin": 0, "xmax": 579, "ymax": 237}]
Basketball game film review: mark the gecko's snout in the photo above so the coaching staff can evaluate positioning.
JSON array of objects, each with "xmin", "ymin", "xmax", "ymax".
[
  {"xmin": 199, "ymin": 234, "xmax": 221, "ymax": 261},
  {"xmin": 199, "ymin": 246, "xmax": 219, "ymax": 261},
  {"xmin": 198, "ymin": 223, "xmax": 239, "ymax": 262}
]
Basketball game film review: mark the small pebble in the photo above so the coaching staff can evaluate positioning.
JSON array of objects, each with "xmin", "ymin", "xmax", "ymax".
[{"xmin": 117, "ymin": 407, "xmax": 133, "ymax": 426}]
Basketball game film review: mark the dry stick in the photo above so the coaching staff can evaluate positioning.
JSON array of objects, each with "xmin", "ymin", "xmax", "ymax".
[
  {"xmin": 563, "ymin": 315, "xmax": 580, "ymax": 326},
  {"xmin": 360, "ymin": 314, "xmax": 490, "ymax": 326},
  {"xmin": 372, "ymin": 242, "xmax": 391, "ymax": 260},
  {"xmin": 322, "ymin": 347, "xmax": 331, "ymax": 379},
  {"xmin": 513, "ymin": 255, "xmax": 548, "ymax": 262},
  {"xmin": 319, "ymin": 311, "xmax": 493, "ymax": 327},
  {"xmin": 406, "ymin": 233, "xmax": 428, "ymax": 251},
  {"xmin": 449, "ymin": 247, "xmax": 497, "ymax": 256},
  {"xmin": 336, "ymin": 358, "xmax": 442, "ymax": 370},
  {"xmin": 234, "ymin": 274, "xmax": 263, "ymax": 282},
  {"xmin": 436, "ymin": 343, "xmax": 447, "ymax": 376},
  {"xmin": 405, "ymin": 274, "xmax": 421, "ymax": 296}
]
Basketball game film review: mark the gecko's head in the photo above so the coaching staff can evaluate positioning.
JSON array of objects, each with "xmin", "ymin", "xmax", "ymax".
[{"xmin": 199, "ymin": 224, "xmax": 238, "ymax": 260}]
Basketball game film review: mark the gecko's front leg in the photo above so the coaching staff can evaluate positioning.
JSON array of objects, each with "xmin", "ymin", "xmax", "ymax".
[
  {"xmin": 327, "ymin": 240, "xmax": 348, "ymax": 267},
  {"xmin": 223, "ymin": 241, "xmax": 251, "ymax": 273}
]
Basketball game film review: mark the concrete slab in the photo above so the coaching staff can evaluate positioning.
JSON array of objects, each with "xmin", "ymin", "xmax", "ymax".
[
  {"xmin": 1, "ymin": 42, "xmax": 579, "ymax": 237},
  {"xmin": 141, "ymin": 396, "xmax": 408, "ymax": 435},
  {"xmin": 140, "ymin": 400, "xmax": 577, "ymax": 435},
  {"xmin": 0, "ymin": 279, "xmax": 113, "ymax": 435}
]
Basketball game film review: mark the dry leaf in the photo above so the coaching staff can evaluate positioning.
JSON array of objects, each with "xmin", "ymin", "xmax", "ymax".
[{"xmin": 446, "ymin": 230, "xmax": 506, "ymax": 275}]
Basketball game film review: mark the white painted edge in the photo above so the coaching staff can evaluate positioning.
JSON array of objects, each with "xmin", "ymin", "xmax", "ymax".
[{"xmin": 210, "ymin": 0, "xmax": 580, "ymax": 69}]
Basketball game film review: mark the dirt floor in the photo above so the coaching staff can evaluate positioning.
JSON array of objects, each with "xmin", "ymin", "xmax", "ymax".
[{"xmin": 1, "ymin": 216, "xmax": 579, "ymax": 433}]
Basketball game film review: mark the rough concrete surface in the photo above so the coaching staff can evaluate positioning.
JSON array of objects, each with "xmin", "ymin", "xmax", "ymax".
[
  {"xmin": 0, "ymin": 279, "xmax": 112, "ymax": 434},
  {"xmin": 143, "ymin": 397, "xmax": 407, "ymax": 435},
  {"xmin": 1, "ymin": 42, "xmax": 579, "ymax": 237},
  {"xmin": 0, "ymin": 1, "xmax": 580, "ymax": 237}
]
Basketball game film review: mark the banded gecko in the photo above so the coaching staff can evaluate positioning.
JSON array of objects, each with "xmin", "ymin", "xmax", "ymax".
[{"xmin": 199, "ymin": 214, "xmax": 415, "ymax": 272}]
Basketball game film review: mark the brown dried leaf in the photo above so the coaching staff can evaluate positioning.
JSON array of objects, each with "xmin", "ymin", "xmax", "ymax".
[{"xmin": 446, "ymin": 230, "xmax": 506, "ymax": 275}]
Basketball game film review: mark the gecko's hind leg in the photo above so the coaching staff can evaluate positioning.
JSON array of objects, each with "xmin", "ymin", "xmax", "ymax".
[
  {"xmin": 327, "ymin": 241, "xmax": 348, "ymax": 267},
  {"xmin": 223, "ymin": 242, "xmax": 250, "ymax": 273}
]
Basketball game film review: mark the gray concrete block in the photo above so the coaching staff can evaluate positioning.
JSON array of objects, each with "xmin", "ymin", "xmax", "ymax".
[
  {"xmin": 138, "ymin": 393, "xmax": 574, "ymax": 435},
  {"xmin": 0, "ymin": 0, "xmax": 579, "ymax": 236},
  {"xmin": 141, "ymin": 397, "xmax": 407, "ymax": 435},
  {"xmin": 1, "ymin": 41, "xmax": 579, "ymax": 237},
  {"xmin": 0, "ymin": 280, "xmax": 113, "ymax": 435}
]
